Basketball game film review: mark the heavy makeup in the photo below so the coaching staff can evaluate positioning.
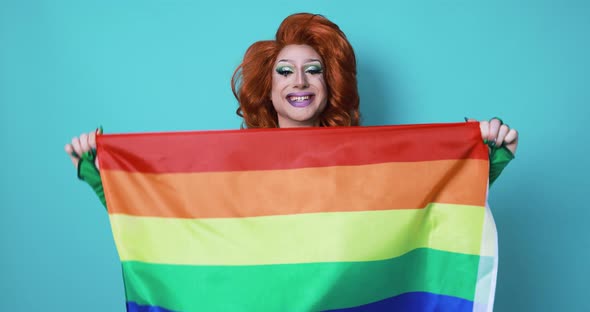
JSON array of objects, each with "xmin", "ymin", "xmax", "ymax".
[{"xmin": 271, "ymin": 44, "xmax": 328, "ymax": 128}]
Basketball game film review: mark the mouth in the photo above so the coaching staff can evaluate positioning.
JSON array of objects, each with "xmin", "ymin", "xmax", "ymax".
[{"xmin": 286, "ymin": 92, "xmax": 315, "ymax": 108}]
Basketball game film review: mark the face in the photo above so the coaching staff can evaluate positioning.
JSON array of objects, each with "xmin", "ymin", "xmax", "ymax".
[{"xmin": 271, "ymin": 44, "xmax": 328, "ymax": 128}]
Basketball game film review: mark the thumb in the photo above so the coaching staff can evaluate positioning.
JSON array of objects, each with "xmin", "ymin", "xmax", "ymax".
[
  {"xmin": 93, "ymin": 126, "xmax": 102, "ymax": 169},
  {"xmin": 64, "ymin": 144, "xmax": 80, "ymax": 168}
]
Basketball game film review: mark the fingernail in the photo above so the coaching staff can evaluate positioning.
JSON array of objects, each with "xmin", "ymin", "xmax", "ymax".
[
  {"xmin": 464, "ymin": 117, "xmax": 469, "ymax": 122},
  {"xmin": 96, "ymin": 125, "xmax": 103, "ymax": 135},
  {"xmin": 70, "ymin": 151, "xmax": 80, "ymax": 158},
  {"xmin": 492, "ymin": 117, "xmax": 504, "ymax": 125}
]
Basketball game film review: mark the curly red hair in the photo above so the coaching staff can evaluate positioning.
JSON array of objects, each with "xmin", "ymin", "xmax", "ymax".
[{"xmin": 232, "ymin": 13, "xmax": 360, "ymax": 128}]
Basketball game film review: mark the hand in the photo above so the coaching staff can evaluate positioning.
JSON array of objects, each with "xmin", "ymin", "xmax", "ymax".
[
  {"xmin": 466, "ymin": 118, "xmax": 518, "ymax": 156},
  {"xmin": 64, "ymin": 128, "xmax": 101, "ymax": 170}
]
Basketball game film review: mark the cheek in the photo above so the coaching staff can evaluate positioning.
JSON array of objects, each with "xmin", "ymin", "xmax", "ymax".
[
  {"xmin": 270, "ymin": 76, "xmax": 284, "ymax": 100},
  {"xmin": 316, "ymin": 78, "xmax": 328, "ymax": 102}
]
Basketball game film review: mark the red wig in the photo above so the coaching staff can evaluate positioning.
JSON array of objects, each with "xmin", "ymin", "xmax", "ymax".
[{"xmin": 232, "ymin": 13, "xmax": 360, "ymax": 128}]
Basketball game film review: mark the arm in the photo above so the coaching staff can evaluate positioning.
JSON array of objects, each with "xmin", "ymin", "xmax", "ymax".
[
  {"xmin": 74, "ymin": 141, "xmax": 513, "ymax": 206},
  {"xmin": 68, "ymin": 121, "xmax": 517, "ymax": 207},
  {"xmin": 73, "ymin": 146, "xmax": 511, "ymax": 208}
]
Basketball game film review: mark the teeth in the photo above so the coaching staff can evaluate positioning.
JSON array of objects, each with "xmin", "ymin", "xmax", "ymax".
[{"xmin": 290, "ymin": 96, "xmax": 310, "ymax": 101}]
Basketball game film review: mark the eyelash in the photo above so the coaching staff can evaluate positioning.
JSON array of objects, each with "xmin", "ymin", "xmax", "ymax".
[
  {"xmin": 276, "ymin": 68, "xmax": 294, "ymax": 77},
  {"xmin": 306, "ymin": 67, "xmax": 323, "ymax": 75},
  {"xmin": 276, "ymin": 66, "xmax": 323, "ymax": 77}
]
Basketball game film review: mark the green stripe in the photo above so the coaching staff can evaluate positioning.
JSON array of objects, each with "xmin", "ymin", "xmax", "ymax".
[{"xmin": 122, "ymin": 248, "xmax": 479, "ymax": 311}]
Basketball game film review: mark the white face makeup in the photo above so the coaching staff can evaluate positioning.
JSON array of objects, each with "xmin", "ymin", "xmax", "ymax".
[{"xmin": 271, "ymin": 44, "xmax": 328, "ymax": 128}]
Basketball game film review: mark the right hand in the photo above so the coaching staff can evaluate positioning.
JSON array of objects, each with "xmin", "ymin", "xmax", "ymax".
[{"xmin": 64, "ymin": 128, "xmax": 101, "ymax": 170}]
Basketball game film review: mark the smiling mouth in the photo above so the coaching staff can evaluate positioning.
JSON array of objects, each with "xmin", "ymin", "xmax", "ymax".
[{"xmin": 287, "ymin": 93, "xmax": 315, "ymax": 107}]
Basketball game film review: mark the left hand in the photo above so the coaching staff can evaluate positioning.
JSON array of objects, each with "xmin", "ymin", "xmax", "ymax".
[{"xmin": 467, "ymin": 118, "xmax": 518, "ymax": 156}]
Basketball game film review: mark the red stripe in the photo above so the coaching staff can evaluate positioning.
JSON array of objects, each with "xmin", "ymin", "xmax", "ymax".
[{"xmin": 96, "ymin": 123, "xmax": 487, "ymax": 173}]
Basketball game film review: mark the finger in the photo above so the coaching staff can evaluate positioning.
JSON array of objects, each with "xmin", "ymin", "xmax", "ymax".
[
  {"xmin": 479, "ymin": 120, "xmax": 490, "ymax": 141},
  {"xmin": 89, "ymin": 129, "xmax": 101, "ymax": 169},
  {"xmin": 64, "ymin": 144, "xmax": 80, "ymax": 167},
  {"xmin": 495, "ymin": 124, "xmax": 510, "ymax": 146},
  {"xmin": 504, "ymin": 128, "xmax": 518, "ymax": 144},
  {"xmin": 504, "ymin": 129, "xmax": 518, "ymax": 154},
  {"xmin": 488, "ymin": 118, "xmax": 502, "ymax": 143},
  {"xmin": 71, "ymin": 137, "xmax": 83, "ymax": 157},
  {"xmin": 79, "ymin": 133, "xmax": 90, "ymax": 154},
  {"xmin": 89, "ymin": 130, "xmax": 97, "ymax": 150},
  {"xmin": 490, "ymin": 117, "xmax": 503, "ymax": 125}
]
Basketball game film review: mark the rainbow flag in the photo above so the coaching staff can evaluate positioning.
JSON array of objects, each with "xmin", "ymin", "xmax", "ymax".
[{"xmin": 97, "ymin": 123, "xmax": 498, "ymax": 312}]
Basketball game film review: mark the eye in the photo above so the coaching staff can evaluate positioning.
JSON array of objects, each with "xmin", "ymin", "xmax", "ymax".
[
  {"xmin": 305, "ymin": 65, "xmax": 323, "ymax": 75},
  {"xmin": 276, "ymin": 66, "xmax": 294, "ymax": 77}
]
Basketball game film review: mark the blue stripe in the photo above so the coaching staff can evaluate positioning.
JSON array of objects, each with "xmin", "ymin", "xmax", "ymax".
[
  {"xmin": 323, "ymin": 292, "xmax": 473, "ymax": 312},
  {"xmin": 127, "ymin": 292, "xmax": 471, "ymax": 312},
  {"xmin": 127, "ymin": 302, "xmax": 176, "ymax": 312}
]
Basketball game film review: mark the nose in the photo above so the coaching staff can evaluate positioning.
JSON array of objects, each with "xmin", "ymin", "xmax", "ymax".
[{"xmin": 294, "ymin": 71, "xmax": 309, "ymax": 88}]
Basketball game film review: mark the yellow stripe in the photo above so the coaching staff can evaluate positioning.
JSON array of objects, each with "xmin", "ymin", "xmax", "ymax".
[{"xmin": 110, "ymin": 203, "xmax": 485, "ymax": 265}]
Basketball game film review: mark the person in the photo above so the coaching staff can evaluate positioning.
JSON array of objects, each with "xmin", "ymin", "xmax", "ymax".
[{"xmin": 65, "ymin": 12, "xmax": 518, "ymax": 206}]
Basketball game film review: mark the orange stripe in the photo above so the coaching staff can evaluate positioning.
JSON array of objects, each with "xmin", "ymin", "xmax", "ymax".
[{"xmin": 102, "ymin": 159, "xmax": 488, "ymax": 218}]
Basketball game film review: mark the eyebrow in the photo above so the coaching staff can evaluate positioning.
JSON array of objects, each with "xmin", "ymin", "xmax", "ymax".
[{"xmin": 276, "ymin": 58, "xmax": 322, "ymax": 64}]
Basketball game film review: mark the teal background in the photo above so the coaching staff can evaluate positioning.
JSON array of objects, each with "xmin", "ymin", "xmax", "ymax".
[{"xmin": 1, "ymin": 0, "xmax": 588, "ymax": 311}]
